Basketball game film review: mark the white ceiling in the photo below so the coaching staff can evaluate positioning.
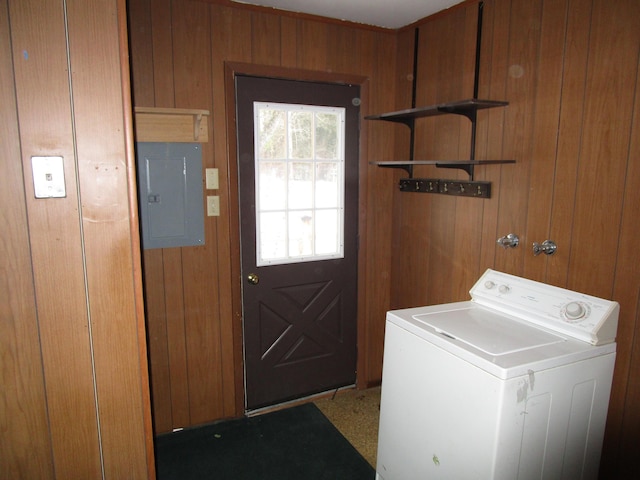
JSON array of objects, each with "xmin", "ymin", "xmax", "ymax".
[{"xmin": 231, "ymin": 0, "xmax": 463, "ymax": 29}]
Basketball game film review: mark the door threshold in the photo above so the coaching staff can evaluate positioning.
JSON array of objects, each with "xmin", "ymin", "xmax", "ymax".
[{"xmin": 245, "ymin": 384, "xmax": 356, "ymax": 417}]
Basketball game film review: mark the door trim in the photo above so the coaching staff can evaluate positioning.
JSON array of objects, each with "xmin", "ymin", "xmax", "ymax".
[{"xmin": 224, "ymin": 62, "xmax": 370, "ymax": 416}]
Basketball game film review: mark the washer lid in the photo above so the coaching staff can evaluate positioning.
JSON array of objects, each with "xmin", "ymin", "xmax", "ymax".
[{"xmin": 414, "ymin": 307, "xmax": 566, "ymax": 356}]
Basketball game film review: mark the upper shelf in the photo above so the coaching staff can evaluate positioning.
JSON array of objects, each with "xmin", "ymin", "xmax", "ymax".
[
  {"xmin": 365, "ymin": 99, "xmax": 508, "ymax": 124},
  {"xmin": 370, "ymin": 159, "xmax": 515, "ymax": 178},
  {"xmin": 134, "ymin": 107, "xmax": 210, "ymax": 143}
]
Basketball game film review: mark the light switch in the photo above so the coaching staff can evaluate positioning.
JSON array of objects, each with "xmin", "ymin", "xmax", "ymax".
[
  {"xmin": 205, "ymin": 168, "xmax": 219, "ymax": 190},
  {"xmin": 207, "ymin": 195, "xmax": 220, "ymax": 217},
  {"xmin": 31, "ymin": 156, "xmax": 66, "ymax": 198}
]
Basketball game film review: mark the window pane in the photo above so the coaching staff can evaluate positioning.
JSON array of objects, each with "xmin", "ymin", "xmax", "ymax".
[
  {"xmin": 289, "ymin": 111, "xmax": 313, "ymax": 159},
  {"xmin": 259, "ymin": 212, "xmax": 287, "ymax": 261},
  {"xmin": 258, "ymin": 109, "xmax": 286, "ymax": 159},
  {"xmin": 288, "ymin": 211, "xmax": 313, "ymax": 257},
  {"xmin": 289, "ymin": 162, "xmax": 313, "ymax": 209},
  {"xmin": 315, "ymin": 112, "xmax": 339, "ymax": 159},
  {"xmin": 259, "ymin": 162, "xmax": 286, "ymax": 210},
  {"xmin": 315, "ymin": 162, "xmax": 339, "ymax": 208},
  {"xmin": 254, "ymin": 102, "xmax": 345, "ymax": 266},
  {"xmin": 315, "ymin": 209, "xmax": 339, "ymax": 255}
]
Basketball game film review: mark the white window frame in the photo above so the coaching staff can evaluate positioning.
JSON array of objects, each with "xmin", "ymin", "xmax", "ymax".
[{"xmin": 253, "ymin": 101, "xmax": 346, "ymax": 266}]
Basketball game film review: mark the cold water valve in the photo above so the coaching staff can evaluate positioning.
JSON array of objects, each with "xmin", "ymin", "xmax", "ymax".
[{"xmin": 533, "ymin": 240, "xmax": 557, "ymax": 256}]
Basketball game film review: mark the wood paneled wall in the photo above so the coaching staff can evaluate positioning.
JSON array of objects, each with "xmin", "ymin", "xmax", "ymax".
[
  {"xmin": 1, "ymin": 0, "xmax": 153, "ymax": 478},
  {"xmin": 129, "ymin": 0, "xmax": 640, "ymax": 476},
  {"xmin": 127, "ymin": 0, "xmax": 397, "ymax": 433},
  {"xmin": 391, "ymin": 0, "xmax": 640, "ymax": 477}
]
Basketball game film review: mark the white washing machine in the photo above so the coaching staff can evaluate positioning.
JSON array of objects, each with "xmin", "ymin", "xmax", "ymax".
[{"xmin": 376, "ymin": 269, "xmax": 618, "ymax": 480}]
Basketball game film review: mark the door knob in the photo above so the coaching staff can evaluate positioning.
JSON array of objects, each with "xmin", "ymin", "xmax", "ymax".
[{"xmin": 247, "ymin": 273, "xmax": 259, "ymax": 285}]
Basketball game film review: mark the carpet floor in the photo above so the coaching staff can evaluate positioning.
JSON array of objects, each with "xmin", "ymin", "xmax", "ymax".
[{"xmin": 155, "ymin": 402, "xmax": 375, "ymax": 480}]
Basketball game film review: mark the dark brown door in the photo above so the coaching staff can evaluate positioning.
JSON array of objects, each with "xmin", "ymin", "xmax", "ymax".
[{"xmin": 236, "ymin": 75, "xmax": 360, "ymax": 410}]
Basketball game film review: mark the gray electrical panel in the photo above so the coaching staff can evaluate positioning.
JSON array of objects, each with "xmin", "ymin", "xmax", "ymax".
[{"xmin": 136, "ymin": 142, "xmax": 204, "ymax": 249}]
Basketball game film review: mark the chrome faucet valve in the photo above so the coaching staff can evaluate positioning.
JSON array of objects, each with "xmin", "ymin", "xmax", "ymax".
[
  {"xmin": 533, "ymin": 240, "xmax": 557, "ymax": 256},
  {"xmin": 497, "ymin": 233, "xmax": 519, "ymax": 249}
]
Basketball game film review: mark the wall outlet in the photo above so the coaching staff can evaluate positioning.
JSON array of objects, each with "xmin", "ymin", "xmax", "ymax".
[{"xmin": 207, "ymin": 195, "xmax": 220, "ymax": 216}]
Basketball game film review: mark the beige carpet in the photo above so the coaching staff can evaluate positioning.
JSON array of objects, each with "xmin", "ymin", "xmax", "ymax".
[{"xmin": 314, "ymin": 387, "xmax": 381, "ymax": 467}]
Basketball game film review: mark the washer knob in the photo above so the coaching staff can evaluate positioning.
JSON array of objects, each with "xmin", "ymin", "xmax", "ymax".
[
  {"xmin": 499, "ymin": 284, "xmax": 510, "ymax": 294},
  {"xmin": 484, "ymin": 281, "xmax": 496, "ymax": 289},
  {"xmin": 565, "ymin": 301, "xmax": 586, "ymax": 320}
]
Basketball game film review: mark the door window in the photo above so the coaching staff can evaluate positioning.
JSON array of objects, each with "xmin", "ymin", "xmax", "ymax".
[{"xmin": 254, "ymin": 102, "xmax": 345, "ymax": 266}]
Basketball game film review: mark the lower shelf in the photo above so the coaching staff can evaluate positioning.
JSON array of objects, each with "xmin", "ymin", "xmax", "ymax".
[{"xmin": 399, "ymin": 178, "xmax": 491, "ymax": 198}]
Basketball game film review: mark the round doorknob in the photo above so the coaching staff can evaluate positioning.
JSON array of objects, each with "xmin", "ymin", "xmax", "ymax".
[{"xmin": 247, "ymin": 273, "xmax": 259, "ymax": 285}]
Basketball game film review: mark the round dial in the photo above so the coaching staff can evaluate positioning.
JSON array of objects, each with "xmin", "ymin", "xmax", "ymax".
[
  {"xmin": 484, "ymin": 281, "xmax": 496, "ymax": 289},
  {"xmin": 562, "ymin": 301, "xmax": 589, "ymax": 321},
  {"xmin": 498, "ymin": 284, "xmax": 510, "ymax": 294}
]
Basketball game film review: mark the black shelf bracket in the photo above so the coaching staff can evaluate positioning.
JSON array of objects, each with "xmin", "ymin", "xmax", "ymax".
[{"xmin": 364, "ymin": 1, "xmax": 514, "ymax": 198}]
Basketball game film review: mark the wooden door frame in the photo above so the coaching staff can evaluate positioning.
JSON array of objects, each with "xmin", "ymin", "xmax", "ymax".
[{"xmin": 224, "ymin": 62, "xmax": 370, "ymax": 415}]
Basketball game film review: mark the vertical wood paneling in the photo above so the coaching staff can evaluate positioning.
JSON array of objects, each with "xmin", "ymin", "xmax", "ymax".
[
  {"xmin": 477, "ymin": 0, "xmax": 509, "ymax": 272},
  {"xmin": 493, "ymin": 0, "xmax": 542, "ymax": 275},
  {"xmin": 210, "ymin": 3, "xmax": 252, "ymax": 417},
  {"xmin": 251, "ymin": 12, "xmax": 281, "ymax": 64},
  {"xmin": 297, "ymin": 21, "xmax": 328, "ymax": 69},
  {"xmin": 601, "ymin": 2, "xmax": 640, "ymax": 477},
  {"xmin": 152, "ymin": 0, "xmax": 174, "ymax": 104},
  {"xmin": 605, "ymin": 44, "xmax": 640, "ymax": 476},
  {"xmin": 66, "ymin": 0, "xmax": 151, "ymax": 475},
  {"xmin": 521, "ymin": 0, "xmax": 568, "ymax": 283},
  {"xmin": 128, "ymin": 0, "xmax": 153, "ymax": 105},
  {"xmin": 326, "ymin": 24, "xmax": 359, "ymax": 74},
  {"xmin": 163, "ymin": 255, "xmax": 190, "ymax": 427},
  {"xmin": 447, "ymin": 6, "xmax": 483, "ymax": 301},
  {"xmin": 9, "ymin": 0, "xmax": 103, "ymax": 476},
  {"xmin": 280, "ymin": 16, "xmax": 298, "ymax": 67},
  {"xmin": 144, "ymin": 256, "xmax": 173, "ymax": 434},
  {"xmin": 392, "ymin": 4, "xmax": 479, "ymax": 308},
  {"xmin": 567, "ymin": 0, "xmax": 639, "ymax": 298},
  {"xmin": 4, "ymin": 0, "xmax": 152, "ymax": 477},
  {"xmin": 361, "ymin": 31, "xmax": 396, "ymax": 382},
  {"xmin": 132, "ymin": 0, "xmax": 176, "ymax": 433},
  {"xmin": 0, "ymin": 1, "xmax": 53, "ymax": 477},
  {"xmin": 173, "ymin": 0, "xmax": 223, "ymax": 425},
  {"xmin": 547, "ymin": 0, "xmax": 591, "ymax": 289},
  {"xmin": 390, "ymin": 28, "xmax": 421, "ymax": 310},
  {"xmin": 419, "ymin": 11, "xmax": 465, "ymax": 306}
]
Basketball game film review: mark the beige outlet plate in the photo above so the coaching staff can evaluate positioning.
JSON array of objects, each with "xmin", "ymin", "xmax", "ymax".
[
  {"xmin": 206, "ymin": 168, "xmax": 219, "ymax": 189},
  {"xmin": 207, "ymin": 195, "xmax": 220, "ymax": 216}
]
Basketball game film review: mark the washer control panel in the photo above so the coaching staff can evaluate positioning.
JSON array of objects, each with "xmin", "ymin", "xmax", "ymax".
[{"xmin": 470, "ymin": 269, "xmax": 619, "ymax": 345}]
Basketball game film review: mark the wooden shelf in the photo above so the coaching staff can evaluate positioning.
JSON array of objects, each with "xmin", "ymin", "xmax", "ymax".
[
  {"xmin": 366, "ymin": 98, "xmax": 512, "ymax": 186},
  {"xmin": 371, "ymin": 160, "xmax": 515, "ymax": 167},
  {"xmin": 134, "ymin": 107, "xmax": 210, "ymax": 143},
  {"xmin": 364, "ymin": 99, "xmax": 508, "ymax": 124},
  {"xmin": 370, "ymin": 160, "xmax": 515, "ymax": 178}
]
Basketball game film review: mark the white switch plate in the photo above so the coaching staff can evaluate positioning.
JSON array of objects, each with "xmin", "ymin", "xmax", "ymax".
[
  {"xmin": 31, "ymin": 156, "xmax": 66, "ymax": 198},
  {"xmin": 205, "ymin": 168, "xmax": 219, "ymax": 190},
  {"xmin": 207, "ymin": 195, "xmax": 220, "ymax": 216}
]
